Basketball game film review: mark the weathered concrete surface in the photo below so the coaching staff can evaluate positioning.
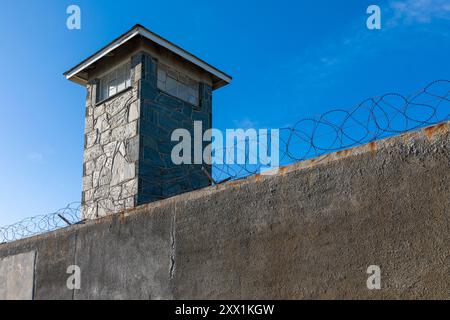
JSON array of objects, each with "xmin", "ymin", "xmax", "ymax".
[
  {"xmin": 0, "ymin": 251, "xmax": 35, "ymax": 300},
  {"xmin": 0, "ymin": 229, "xmax": 76, "ymax": 300},
  {"xmin": 72, "ymin": 205, "xmax": 173, "ymax": 299},
  {"xmin": 0, "ymin": 122, "xmax": 449, "ymax": 299}
]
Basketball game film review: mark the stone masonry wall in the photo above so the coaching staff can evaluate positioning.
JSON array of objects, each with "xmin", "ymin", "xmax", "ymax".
[
  {"xmin": 82, "ymin": 51, "xmax": 212, "ymax": 219},
  {"xmin": 82, "ymin": 70, "xmax": 140, "ymax": 219}
]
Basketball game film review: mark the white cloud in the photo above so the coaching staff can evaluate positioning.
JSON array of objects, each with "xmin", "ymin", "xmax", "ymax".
[
  {"xmin": 389, "ymin": 0, "xmax": 450, "ymax": 24},
  {"xmin": 233, "ymin": 118, "xmax": 259, "ymax": 129},
  {"xmin": 286, "ymin": 0, "xmax": 450, "ymax": 88},
  {"xmin": 27, "ymin": 152, "xmax": 44, "ymax": 163}
]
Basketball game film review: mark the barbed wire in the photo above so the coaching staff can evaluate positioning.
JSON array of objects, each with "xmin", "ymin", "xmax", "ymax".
[
  {"xmin": 0, "ymin": 203, "xmax": 82, "ymax": 244},
  {"xmin": 1, "ymin": 80, "xmax": 449, "ymax": 243},
  {"xmin": 212, "ymin": 79, "xmax": 450, "ymax": 181}
]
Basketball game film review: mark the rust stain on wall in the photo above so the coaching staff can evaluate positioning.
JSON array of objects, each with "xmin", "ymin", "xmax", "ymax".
[
  {"xmin": 369, "ymin": 141, "xmax": 377, "ymax": 152},
  {"xmin": 424, "ymin": 122, "xmax": 448, "ymax": 139}
]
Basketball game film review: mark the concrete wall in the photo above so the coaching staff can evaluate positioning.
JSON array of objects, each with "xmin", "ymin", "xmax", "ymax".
[
  {"xmin": 0, "ymin": 122, "xmax": 449, "ymax": 299},
  {"xmin": 0, "ymin": 251, "xmax": 35, "ymax": 300}
]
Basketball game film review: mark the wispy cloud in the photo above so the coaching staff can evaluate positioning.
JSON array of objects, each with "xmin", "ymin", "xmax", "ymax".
[
  {"xmin": 233, "ymin": 118, "xmax": 259, "ymax": 129},
  {"xmin": 288, "ymin": 26, "xmax": 379, "ymax": 88},
  {"xmin": 389, "ymin": 0, "xmax": 450, "ymax": 25},
  {"xmin": 287, "ymin": 0, "xmax": 450, "ymax": 88},
  {"xmin": 27, "ymin": 152, "xmax": 44, "ymax": 163}
]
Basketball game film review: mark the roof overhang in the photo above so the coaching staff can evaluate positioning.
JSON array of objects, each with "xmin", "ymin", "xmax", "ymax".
[{"xmin": 64, "ymin": 24, "xmax": 232, "ymax": 90}]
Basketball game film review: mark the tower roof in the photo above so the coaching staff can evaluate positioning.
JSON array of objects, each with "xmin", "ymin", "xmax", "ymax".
[{"xmin": 64, "ymin": 24, "xmax": 232, "ymax": 90}]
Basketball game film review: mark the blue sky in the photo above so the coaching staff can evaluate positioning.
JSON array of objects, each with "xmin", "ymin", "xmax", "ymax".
[{"xmin": 0, "ymin": 0, "xmax": 449, "ymax": 225}]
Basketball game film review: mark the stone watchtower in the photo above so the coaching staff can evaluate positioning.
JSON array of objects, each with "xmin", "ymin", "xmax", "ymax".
[{"xmin": 64, "ymin": 25, "xmax": 231, "ymax": 219}]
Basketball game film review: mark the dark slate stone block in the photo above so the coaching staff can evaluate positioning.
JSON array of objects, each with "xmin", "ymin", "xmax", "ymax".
[
  {"xmin": 192, "ymin": 111, "xmax": 210, "ymax": 127},
  {"xmin": 162, "ymin": 183, "xmax": 183, "ymax": 197},
  {"xmin": 151, "ymin": 102, "xmax": 172, "ymax": 116},
  {"xmin": 140, "ymin": 120, "xmax": 158, "ymax": 137},
  {"xmin": 157, "ymin": 93, "xmax": 183, "ymax": 109},
  {"xmin": 158, "ymin": 113, "xmax": 179, "ymax": 132},
  {"xmin": 171, "ymin": 110, "xmax": 187, "ymax": 122},
  {"xmin": 141, "ymin": 80, "xmax": 158, "ymax": 99},
  {"xmin": 142, "ymin": 104, "xmax": 157, "ymax": 123},
  {"xmin": 139, "ymin": 162, "xmax": 162, "ymax": 177},
  {"xmin": 144, "ymin": 55, "xmax": 157, "ymax": 80},
  {"xmin": 158, "ymin": 141, "xmax": 175, "ymax": 155},
  {"xmin": 143, "ymin": 148, "xmax": 165, "ymax": 166},
  {"xmin": 182, "ymin": 105, "xmax": 192, "ymax": 117}
]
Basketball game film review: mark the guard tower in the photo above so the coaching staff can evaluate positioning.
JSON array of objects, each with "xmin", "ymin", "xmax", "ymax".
[{"xmin": 65, "ymin": 24, "xmax": 231, "ymax": 219}]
